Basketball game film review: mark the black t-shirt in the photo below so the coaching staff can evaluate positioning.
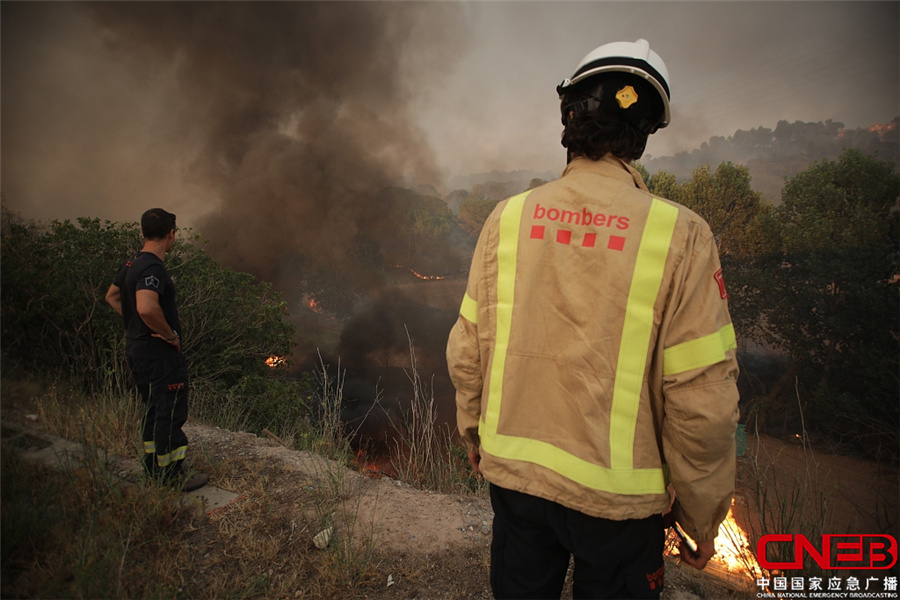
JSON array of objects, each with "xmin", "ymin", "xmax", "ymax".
[{"xmin": 113, "ymin": 251, "xmax": 181, "ymax": 359}]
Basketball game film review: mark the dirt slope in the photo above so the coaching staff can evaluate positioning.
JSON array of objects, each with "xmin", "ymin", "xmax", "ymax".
[{"xmin": 185, "ymin": 423, "xmax": 744, "ymax": 599}]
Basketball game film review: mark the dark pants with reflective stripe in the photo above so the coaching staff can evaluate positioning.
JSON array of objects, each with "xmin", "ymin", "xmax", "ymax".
[
  {"xmin": 489, "ymin": 484, "xmax": 665, "ymax": 600},
  {"xmin": 128, "ymin": 355, "xmax": 190, "ymax": 483}
]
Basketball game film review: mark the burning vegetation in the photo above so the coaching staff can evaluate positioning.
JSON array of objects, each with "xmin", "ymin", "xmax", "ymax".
[
  {"xmin": 307, "ymin": 298, "xmax": 327, "ymax": 316},
  {"xmin": 711, "ymin": 502, "xmax": 759, "ymax": 578},
  {"xmin": 265, "ymin": 355, "xmax": 286, "ymax": 369},
  {"xmin": 660, "ymin": 503, "xmax": 761, "ymax": 593},
  {"xmin": 353, "ymin": 448, "xmax": 397, "ymax": 479},
  {"xmin": 394, "ymin": 265, "xmax": 447, "ymax": 280}
]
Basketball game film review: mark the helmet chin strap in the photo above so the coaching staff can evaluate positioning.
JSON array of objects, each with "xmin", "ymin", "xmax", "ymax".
[
  {"xmin": 560, "ymin": 80, "xmax": 606, "ymax": 126},
  {"xmin": 560, "ymin": 97, "xmax": 601, "ymax": 126}
]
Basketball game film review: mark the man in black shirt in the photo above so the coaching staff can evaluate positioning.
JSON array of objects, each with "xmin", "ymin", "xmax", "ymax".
[{"xmin": 106, "ymin": 208, "xmax": 207, "ymax": 492}]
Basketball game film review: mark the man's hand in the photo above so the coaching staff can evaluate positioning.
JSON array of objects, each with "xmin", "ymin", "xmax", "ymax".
[
  {"xmin": 468, "ymin": 449, "xmax": 482, "ymax": 475},
  {"xmin": 151, "ymin": 331, "xmax": 182, "ymax": 352},
  {"xmin": 137, "ymin": 289, "xmax": 181, "ymax": 352},
  {"xmin": 679, "ymin": 539, "xmax": 716, "ymax": 570},
  {"xmin": 662, "ymin": 491, "xmax": 715, "ymax": 570}
]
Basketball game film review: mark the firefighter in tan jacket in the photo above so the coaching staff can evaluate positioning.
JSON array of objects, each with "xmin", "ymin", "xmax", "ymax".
[{"xmin": 447, "ymin": 39, "xmax": 739, "ymax": 599}]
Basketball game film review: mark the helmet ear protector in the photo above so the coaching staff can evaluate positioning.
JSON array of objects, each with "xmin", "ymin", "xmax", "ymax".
[{"xmin": 558, "ymin": 39, "xmax": 671, "ymax": 133}]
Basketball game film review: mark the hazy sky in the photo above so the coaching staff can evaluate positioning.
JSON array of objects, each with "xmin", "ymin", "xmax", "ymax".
[
  {"xmin": 429, "ymin": 1, "xmax": 899, "ymax": 171},
  {"xmin": 2, "ymin": 1, "xmax": 897, "ymax": 229}
]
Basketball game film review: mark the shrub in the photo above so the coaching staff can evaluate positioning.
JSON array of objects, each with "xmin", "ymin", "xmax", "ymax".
[{"xmin": 1, "ymin": 210, "xmax": 296, "ymax": 399}]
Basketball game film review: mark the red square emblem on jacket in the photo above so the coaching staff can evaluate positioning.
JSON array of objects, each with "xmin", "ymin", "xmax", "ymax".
[{"xmin": 608, "ymin": 235, "xmax": 626, "ymax": 251}]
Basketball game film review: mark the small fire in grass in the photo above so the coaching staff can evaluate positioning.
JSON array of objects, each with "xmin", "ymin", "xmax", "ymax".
[
  {"xmin": 354, "ymin": 448, "xmax": 396, "ymax": 479},
  {"xmin": 665, "ymin": 499, "xmax": 761, "ymax": 589},
  {"xmin": 394, "ymin": 265, "xmax": 446, "ymax": 280},
  {"xmin": 304, "ymin": 296, "xmax": 335, "ymax": 320},
  {"xmin": 265, "ymin": 355, "xmax": 286, "ymax": 369},
  {"xmin": 309, "ymin": 298, "xmax": 326, "ymax": 314},
  {"xmin": 713, "ymin": 502, "xmax": 759, "ymax": 577}
]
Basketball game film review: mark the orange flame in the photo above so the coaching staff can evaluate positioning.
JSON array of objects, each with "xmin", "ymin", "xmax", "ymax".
[
  {"xmin": 265, "ymin": 355, "xmax": 285, "ymax": 368},
  {"xmin": 712, "ymin": 503, "xmax": 760, "ymax": 576},
  {"xmin": 394, "ymin": 265, "xmax": 445, "ymax": 280},
  {"xmin": 304, "ymin": 296, "xmax": 335, "ymax": 320},
  {"xmin": 665, "ymin": 499, "xmax": 761, "ymax": 587},
  {"xmin": 354, "ymin": 449, "xmax": 396, "ymax": 479}
]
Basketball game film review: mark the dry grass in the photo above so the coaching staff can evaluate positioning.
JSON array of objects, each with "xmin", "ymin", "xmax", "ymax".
[
  {"xmin": 388, "ymin": 337, "xmax": 486, "ymax": 497},
  {"xmin": 0, "ymin": 371, "xmax": 489, "ymax": 599},
  {"xmin": 739, "ymin": 384, "xmax": 832, "ymax": 586},
  {"xmin": 0, "ymin": 418, "xmax": 392, "ymax": 598},
  {"xmin": 1, "ymin": 375, "xmax": 339, "ymax": 598},
  {"xmin": 1, "ymin": 438, "xmax": 201, "ymax": 598},
  {"xmin": 5, "ymin": 367, "xmax": 856, "ymax": 599},
  {"xmin": 4, "ymin": 377, "xmax": 140, "ymax": 457}
]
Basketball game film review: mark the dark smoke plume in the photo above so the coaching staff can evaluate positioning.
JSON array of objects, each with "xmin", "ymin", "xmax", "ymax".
[
  {"xmin": 87, "ymin": 2, "xmax": 469, "ymax": 302},
  {"xmin": 81, "ymin": 4, "xmax": 472, "ymax": 444},
  {"xmin": 339, "ymin": 289, "xmax": 457, "ymax": 376}
]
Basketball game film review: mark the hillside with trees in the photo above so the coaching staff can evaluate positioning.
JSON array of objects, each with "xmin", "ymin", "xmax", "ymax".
[
  {"xmin": 642, "ymin": 150, "xmax": 899, "ymax": 463},
  {"xmin": 2, "ymin": 143, "xmax": 897, "ymax": 466},
  {"xmin": 0, "ymin": 212, "xmax": 307, "ymax": 433},
  {"xmin": 1, "ymin": 144, "xmax": 897, "ymax": 600},
  {"xmin": 642, "ymin": 118, "xmax": 899, "ymax": 202}
]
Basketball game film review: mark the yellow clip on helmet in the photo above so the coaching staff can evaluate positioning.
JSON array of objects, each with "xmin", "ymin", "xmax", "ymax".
[{"xmin": 557, "ymin": 39, "xmax": 671, "ymax": 131}]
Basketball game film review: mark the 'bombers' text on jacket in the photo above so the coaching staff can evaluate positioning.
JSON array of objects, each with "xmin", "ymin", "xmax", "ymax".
[{"xmin": 446, "ymin": 155, "xmax": 740, "ymax": 542}]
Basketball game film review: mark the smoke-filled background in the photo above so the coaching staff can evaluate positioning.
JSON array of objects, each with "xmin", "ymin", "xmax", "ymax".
[
  {"xmin": 3, "ymin": 1, "xmax": 472, "ymax": 367},
  {"xmin": 2, "ymin": 2, "xmax": 898, "ymax": 432},
  {"xmin": 4, "ymin": 2, "xmax": 898, "ymax": 227},
  {"xmin": 3, "ymin": 1, "xmax": 468, "ymax": 281}
]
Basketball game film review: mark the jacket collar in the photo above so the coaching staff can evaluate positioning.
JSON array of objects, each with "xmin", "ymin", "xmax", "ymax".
[{"xmin": 561, "ymin": 155, "xmax": 649, "ymax": 192}]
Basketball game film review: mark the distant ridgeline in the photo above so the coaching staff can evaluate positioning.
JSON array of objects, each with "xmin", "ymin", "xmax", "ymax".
[
  {"xmin": 448, "ymin": 169, "xmax": 558, "ymax": 202},
  {"xmin": 445, "ymin": 119, "xmax": 897, "ymax": 207},
  {"xmin": 642, "ymin": 118, "xmax": 900, "ymax": 203}
]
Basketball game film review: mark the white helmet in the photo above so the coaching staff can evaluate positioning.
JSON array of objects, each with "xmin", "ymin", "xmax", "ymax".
[{"xmin": 557, "ymin": 39, "xmax": 671, "ymax": 130}]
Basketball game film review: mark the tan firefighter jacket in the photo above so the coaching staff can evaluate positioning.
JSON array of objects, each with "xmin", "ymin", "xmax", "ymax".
[{"xmin": 447, "ymin": 155, "xmax": 740, "ymax": 542}]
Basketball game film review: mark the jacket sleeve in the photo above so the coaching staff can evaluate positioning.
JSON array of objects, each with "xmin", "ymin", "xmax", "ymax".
[
  {"xmin": 660, "ymin": 222, "xmax": 740, "ymax": 543},
  {"xmin": 446, "ymin": 220, "xmax": 493, "ymax": 451},
  {"xmin": 447, "ymin": 315, "xmax": 481, "ymax": 450}
]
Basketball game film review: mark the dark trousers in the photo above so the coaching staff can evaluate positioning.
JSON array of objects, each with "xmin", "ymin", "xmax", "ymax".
[
  {"xmin": 128, "ymin": 355, "xmax": 190, "ymax": 482},
  {"xmin": 489, "ymin": 484, "xmax": 665, "ymax": 600}
]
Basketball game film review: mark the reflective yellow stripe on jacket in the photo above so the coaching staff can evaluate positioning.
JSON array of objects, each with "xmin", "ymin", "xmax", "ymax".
[
  {"xmin": 460, "ymin": 292, "xmax": 478, "ymax": 324},
  {"xmin": 663, "ymin": 323, "xmax": 736, "ymax": 376},
  {"xmin": 474, "ymin": 192, "xmax": 679, "ymax": 495}
]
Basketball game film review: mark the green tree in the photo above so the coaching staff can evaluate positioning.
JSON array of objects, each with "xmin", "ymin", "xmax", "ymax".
[
  {"xmin": 385, "ymin": 189, "xmax": 470, "ymax": 278},
  {"xmin": 662, "ymin": 162, "xmax": 768, "ymax": 345},
  {"xmin": 752, "ymin": 150, "xmax": 899, "ymax": 459},
  {"xmin": 632, "ymin": 162, "xmax": 650, "ymax": 186},
  {"xmin": 166, "ymin": 234, "xmax": 295, "ymax": 389},
  {"xmin": 635, "ymin": 162, "xmax": 679, "ymax": 200},
  {"xmin": 0, "ymin": 214, "xmax": 142, "ymax": 387},
  {"xmin": 647, "ymin": 169, "xmax": 679, "ymax": 201},
  {"xmin": 0, "ymin": 211, "xmax": 295, "ymax": 393},
  {"xmin": 677, "ymin": 162, "xmax": 764, "ymax": 259},
  {"xmin": 403, "ymin": 194, "xmax": 457, "ymax": 264},
  {"xmin": 457, "ymin": 195, "xmax": 499, "ymax": 237}
]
